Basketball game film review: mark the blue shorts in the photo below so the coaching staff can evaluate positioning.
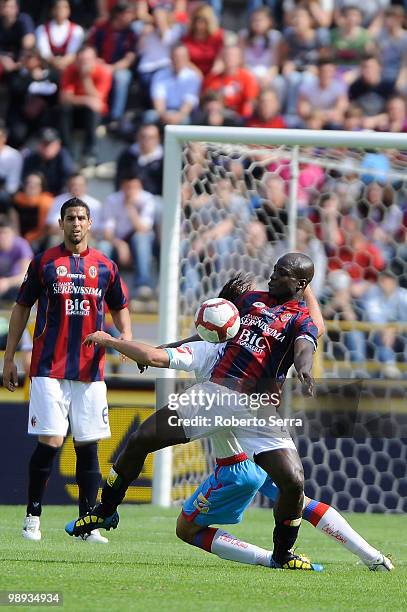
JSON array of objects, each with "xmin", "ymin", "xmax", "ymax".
[{"xmin": 182, "ymin": 453, "xmax": 280, "ymax": 527}]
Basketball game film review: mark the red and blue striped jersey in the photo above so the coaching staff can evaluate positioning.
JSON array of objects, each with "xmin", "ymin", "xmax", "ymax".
[
  {"xmin": 211, "ymin": 291, "xmax": 317, "ymax": 392},
  {"xmin": 17, "ymin": 244, "xmax": 128, "ymax": 382}
]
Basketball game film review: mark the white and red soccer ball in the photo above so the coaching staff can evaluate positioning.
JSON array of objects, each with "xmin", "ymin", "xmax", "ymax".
[{"xmin": 194, "ymin": 298, "xmax": 240, "ymax": 343}]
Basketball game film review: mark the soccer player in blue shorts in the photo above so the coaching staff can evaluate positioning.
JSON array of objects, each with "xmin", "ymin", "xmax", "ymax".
[{"xmin": 75, "ymin": 320, "xmax": 393, "ymax": 571}]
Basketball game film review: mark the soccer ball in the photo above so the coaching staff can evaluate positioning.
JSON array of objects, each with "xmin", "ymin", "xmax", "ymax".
[{"xmin": 194, "ymin": 298, "xmax": 240, "ymax": 343}]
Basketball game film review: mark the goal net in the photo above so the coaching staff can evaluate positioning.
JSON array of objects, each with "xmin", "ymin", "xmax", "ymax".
[{"xmin": 154, "ymin": 127, "xmax": 407, "ymax": 513}]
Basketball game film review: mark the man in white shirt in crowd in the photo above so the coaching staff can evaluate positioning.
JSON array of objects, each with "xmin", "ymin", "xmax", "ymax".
[
  {"xmin": 148, "ymin": 44, "xmax": 202, "ymax": 125},
  {"xmin": 0, "ymin": 119, "xmax": 22, "ymax": 195},
  {"xmin": 45, "ymin": 172, "xmax": 103, "ymax": 246},
  {"xmin": 103, "ymin": 173, "xmax": 157, "ymax": 299},
  {"xmin": 35, "ymin": 0, "xmax": 84, "ymax": 73}
]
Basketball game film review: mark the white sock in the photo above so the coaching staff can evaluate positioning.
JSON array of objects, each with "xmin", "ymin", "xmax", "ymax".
[
  {"xmin": 211, "ymin": 529, "xmax": 272, "ymax": 567},
  {"xmin": 313, "ymin": 505, "xmax": 380, "ymax": 563}
]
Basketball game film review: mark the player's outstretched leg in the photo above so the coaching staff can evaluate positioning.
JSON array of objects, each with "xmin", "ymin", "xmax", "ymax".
[
  {"xmin": 65, "ymin": 407, "xmax": 186, "ymax": 537},
  {"xmin": 255, "ymin": 448, "xmax": 322, "ymax": 570},
  {"xmin": 302, "ymin": 497, "xmax": 394, "ymax": 571}
]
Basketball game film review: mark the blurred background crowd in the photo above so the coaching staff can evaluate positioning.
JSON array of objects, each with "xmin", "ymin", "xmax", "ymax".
[{"xmin": 1, "ymin": 0, "xmax": 407, "ymax": 376}]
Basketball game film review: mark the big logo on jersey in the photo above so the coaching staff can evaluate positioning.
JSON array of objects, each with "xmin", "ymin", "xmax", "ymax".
[
  {"xmin": 237, "ymin": 329, "xmax": 266, "ymax": 354},
  {"xmin": 65, "ymin": 298, "xmax": 90, "ymax": 316}
]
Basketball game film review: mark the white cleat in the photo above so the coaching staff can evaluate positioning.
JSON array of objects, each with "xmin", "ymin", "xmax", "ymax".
[
  {"xmin": 367, "ymin": 554, "xmax": 394, "ymax": 571},
  {"xmin": 22, "ymin": 515, "xmax": 41, "ymax": 541},
  {"xmin": 74, "ymin": 528, "xmax": 108, "ymax": 544}
]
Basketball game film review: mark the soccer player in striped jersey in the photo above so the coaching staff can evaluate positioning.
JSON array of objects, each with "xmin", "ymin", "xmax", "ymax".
[
  {"xmin": 70, "ymin": 303, "xmax": 392, "ymax": 571},
  {"xmin": 3, "ymin": 197, "xmax": 131, "ymax": 543},
  {"xmin": 67, "ymin": 255, "xmax": 327, "ymax": 569}
]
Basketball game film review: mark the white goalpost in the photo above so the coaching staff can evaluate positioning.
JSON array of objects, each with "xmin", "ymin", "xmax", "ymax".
[{"xmin": 153, "ymin": 126, "xmax": 407, "ymax": 508}]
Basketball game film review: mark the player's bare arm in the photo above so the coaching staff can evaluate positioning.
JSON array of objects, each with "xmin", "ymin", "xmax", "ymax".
[
  {"xmin": 3, "ymin": 303, "xmax": 31, "ymax": 391},
  {"xmin": 110, "ymin": 308, "xmax": 132, "ymax": 341},
  {"xmin": 303, "ymin": 285, "xmax": 325, "ymax": 338},
  {"xmin": 294, "ymin": 338, "xmax": 315, "ymax": 396},
  {"xmin": 84, "ymin": 332, "xmax": 169, "ymax": 368}
]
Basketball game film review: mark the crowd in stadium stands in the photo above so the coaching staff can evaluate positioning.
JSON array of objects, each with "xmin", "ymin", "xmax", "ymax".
[{"xmin": 1, "ymin": 0, "xmax": 407, "ymax": 374}]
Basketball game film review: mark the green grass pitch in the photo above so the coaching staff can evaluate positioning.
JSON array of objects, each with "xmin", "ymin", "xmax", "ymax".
[{"xmin": 1, "ymin": 505, "xmax": 405, "ymax": 612}]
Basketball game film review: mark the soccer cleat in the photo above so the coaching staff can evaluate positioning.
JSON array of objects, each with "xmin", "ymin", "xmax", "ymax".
[
  {"xmin": 270, "ymin": 551, "xmax": 324, "ymax": 572},
  {"xmin": 74, "ymin": 529, "xmax": 109, "ymax": 544},
  {"xmin": 367, "ymin": 554, "xmax": 394, "ymax": 572},
  {"xmin": 65, "ymin": 504, "xmax": 119, "ymax": 537},
  {"xmin": 22, "ymin": 515, "xmax": 41, "ymax": 541}
]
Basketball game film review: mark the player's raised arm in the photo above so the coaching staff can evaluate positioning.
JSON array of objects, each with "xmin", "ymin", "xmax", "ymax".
[
  {"xmin": 84, "ymin": 332, "xmax": 170, "ymax": 368},
  {"xmin": 294, "ymin": 338, "xmax": 314, "ymax": 397},
  {"xmin": 3, "ymin": 303, "xmax": 31, "ymax": 391},
  {"xmin": 303, "ymin": 285, "xmax": 325, "ymax": 338}
]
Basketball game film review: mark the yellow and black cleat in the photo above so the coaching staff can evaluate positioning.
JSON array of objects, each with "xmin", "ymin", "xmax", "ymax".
[
  {"xmin": 271, "ymin": 551, "xmax": 323, "ymax": 571},
  {"xmin": 65, "ymin": 505, "xmax": 119, "ymax": 537}
]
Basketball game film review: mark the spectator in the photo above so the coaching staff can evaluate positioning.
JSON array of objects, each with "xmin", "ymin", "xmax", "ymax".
[
  {"xmin": 333, "ymin": 0, "xmax": 390, "ymax": 30},
  {"xmin": 0, "ymin": 118, "xmax": 22, "ymax": 194},
  {"xmin": 183, "ymin": 176, "xmax": 251, "ymax": 294},
  {"xmin": 280, "ymin": 5, "xmax": 329, "ymax": 116},
  {"xmin": 59, "ymin": 45, "xmax": 112, "ymax": 165},
  {"xmin": 255, "ymin": 173, "xmax": 288, "ymax": 243},
  {"xmin": 376, "ymin": 6, "xmax": 407, "ymax": 85},
  {"xmin": 191, "ymin": 91, "xmax": 242, "ymax": 127},
  {"xmin": 7, "ymin": 48, "xmax": 59, "ymax": 147},
  {"xmin": 13, "ymin": 172, "xmax": 53, "ymax": 244},
  {"xmin": 88, "ymin": 1, "xmax": 136, "ymax": 124},
  {"xmin": 116, "ymin": 123, "xmax": 163, "ymax": 193},
  {"xmin": 330, "ymin": 6, "xmax": 372, "ymax": 76},
  {"xmin": 0, "ymin": 0, "xmax": 35, "ymax": 78},
  {"xmin": 283, "ymin": 0, "xmax": 333, "ymax": 29},
  {"xmin": 182, "ymin": 4, "xmax": 224, "ymax": 77},
  {"xmin": 355, "ymin": 181, "xmax": 401, "ymax": 261},
  {"xmin": 45, "ymin": 172, "xmax": 104, "ymax": 243},
  {"xmin": 203, "ymin": 45, "xmax": 259, "ymax": 119},
  {"xmin": 150, "ymin": 44, "xmax": 202, "ymax": 125},
  {"xmin": 322, "ymin": 270, "xmax": 366, "ymax": 363},
  {"xmin": 22, "ymin": 127, "xmax": 75, "ymax": 195},
  {"xmin": 349, "ymin": 55, "xmax": 395, "ymax": 117},
  {"xmin": 371, "ymin": 95, "xmax": 407, "ymax": 132},
  {"xmin": 238, "ymin": 6, "xmax": 282, "ymax": 89},
  {"xmin": 36, "ymin": 0, "xmax": 84, "ymax": 73},
  {"xmin": 136, "ymin": 6, "xmax": 183, "ymax": 105},
  {"xmin": 361, "ymin": 270, "xmax": 407, "ymax": 377},
  {"xmin": 103, "ymin": 175, "xmax": 157, "ymax": 297},
  {"xmin": 246, "ymin": 88, "xmax": 286, "ymax": 128},
  {"xmin": 0, "ymin": 215, "xmax": 32, "ymax": 301},
  {"xmin": 342, "ymin": 103, "xmax": 364, "ymax": 130},
  {"xmin": 297, "ymin": 58, "xmax": 349, "ymax": 128}
]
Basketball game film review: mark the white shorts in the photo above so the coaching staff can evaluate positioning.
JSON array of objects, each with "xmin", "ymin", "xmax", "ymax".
[
  {"xmin": 28, "ymin": 377, "xmax": 111, "ymax": 442},
  {"xmin": 173, "ymin": 381, "xmax": 296, "ymax": 459}
]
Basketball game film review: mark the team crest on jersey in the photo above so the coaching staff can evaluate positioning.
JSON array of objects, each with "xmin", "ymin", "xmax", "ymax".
[
  {"xmin": 280, "ymin": 313, "xmax": 292, "ymax": 322},
  {"xmin": 31, "ymin": 416, "xmax": 37, "ymax": 427},
  {"xmin": 56, "ymin": 265, "xmax": 68, "ymax": 277},
  {"xmin": 88, "ymin": 266, "xmax": 97, "ymax": 279},
  {"xmin": 193, "ymin": 493, "xmax": 210, "ymax": 514},
  {"xmin": 253, "ymin": 302, "xmax": 266, "ymax": 308}
]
